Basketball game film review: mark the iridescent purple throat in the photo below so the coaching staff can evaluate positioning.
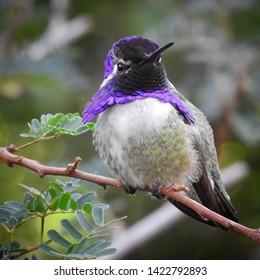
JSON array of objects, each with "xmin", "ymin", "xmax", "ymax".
[{"xmin": 82, "ymin": 82, "xmax": 195, "ymax": 124}]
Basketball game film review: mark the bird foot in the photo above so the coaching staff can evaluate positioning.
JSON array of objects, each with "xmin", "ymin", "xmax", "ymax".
[
  {"xmin": 165, "ymin": 184, "xmax": 189, "ymax": 193},
  {"xmin": 152, "ymin": 184, "xmax": 189, "ymax": 200},
  {"xmin": 123, "ymin": 184, "xmax": 136, "ymax": 195},
  {"xmin": 152, "ymin": 188, "xmax": 165, "ymax": 200}
]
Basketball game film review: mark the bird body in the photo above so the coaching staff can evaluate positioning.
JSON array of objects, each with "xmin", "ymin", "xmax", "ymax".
[
  {"xmin": 94, "ymin": 97, "xmax": 199, "ymax": 189},
  {"xmin": 83, "ymin": 36, "xmax": 238, "ymax": 227}
]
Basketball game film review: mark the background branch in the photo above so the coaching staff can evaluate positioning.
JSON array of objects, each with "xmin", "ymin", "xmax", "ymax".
[
  {"xmin": 20, "ymin": 0, "xmax": 94, "ymax": 61},
  {"xmin": 0, "ymin": 145, "xmax": 259, "ymax": 245}
]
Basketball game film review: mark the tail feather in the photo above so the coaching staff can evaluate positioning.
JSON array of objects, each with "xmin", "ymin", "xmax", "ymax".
[
  {"xmin": 168, "ymin": 165, "xmax": 238, "ymax": 230},
  {"xmin": 168, "ymin": 198, "xmax": 218, "ymax": 227},
  {"xmin": 212, "ymin": 177, "xmax": 238, "ymax": 223}
]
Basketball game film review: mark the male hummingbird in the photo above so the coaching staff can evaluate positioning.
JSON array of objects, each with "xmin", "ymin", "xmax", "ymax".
[{"xmin": 83, "ymin": 36, "xmax": 238, "ymax": 227}]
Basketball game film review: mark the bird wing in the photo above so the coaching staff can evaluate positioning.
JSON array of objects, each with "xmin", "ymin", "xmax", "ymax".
[
  {"xmin": 168, "ymin": 137, "xmax": 238, "ymax": 229},
  {"xmin": 167, "ymin": 86, "xmax": 238, "ymax": 228}
]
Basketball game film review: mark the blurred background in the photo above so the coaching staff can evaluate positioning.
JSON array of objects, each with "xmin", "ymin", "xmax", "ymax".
[{"xmin": 0, "ymin": 0, "xmax": 260, "ymax": 259}]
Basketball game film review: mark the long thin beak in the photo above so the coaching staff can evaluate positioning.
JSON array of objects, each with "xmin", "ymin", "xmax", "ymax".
[{"xmin": 140, "ymin": 42, "xmax": 174, "ymax": 66}]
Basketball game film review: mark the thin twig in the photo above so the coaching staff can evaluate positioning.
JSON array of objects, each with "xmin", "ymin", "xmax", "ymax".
[
  {"xmin": 1, "ymin": 146, "xmax": 122, "ymax": 188},
  {"xmin": 0, "ymin": 145, "xmax": 260, "ymax": 245},
  {"xmin": 10, "ymin": 239, "xmax": 52, "ymax": 260}
]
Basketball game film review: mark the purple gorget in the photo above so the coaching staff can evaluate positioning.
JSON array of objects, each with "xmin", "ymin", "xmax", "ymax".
[{"xmin": 82, "ymin": 81, "xmax": 195, "ymax": 124}]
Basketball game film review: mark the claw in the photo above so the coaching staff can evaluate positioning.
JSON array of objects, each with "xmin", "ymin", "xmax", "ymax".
[
  {"xmin": 152, "ymin": 187, "xmax": 165, "ymax": 200},
  {"xmin": 169, "ymin": 184, "xmax": 189, "ymax": 193},
  {"xmin": 123, "ymin": 185, "xmax": 136, "ymax": 195}
]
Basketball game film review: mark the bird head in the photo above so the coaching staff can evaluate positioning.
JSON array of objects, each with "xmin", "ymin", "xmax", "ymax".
[
  {"xmin": 83, "ymin": 36, "xmax": 194, "ymax": 124},
  {"xmin": 102, "ymin": 36, "xmax": 174, "ymax": 93}
]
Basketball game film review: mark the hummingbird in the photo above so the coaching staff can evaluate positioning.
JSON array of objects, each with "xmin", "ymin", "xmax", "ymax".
[{"xmin": 83, "ymin": 36, "xmax": 238, "ymax": 227}]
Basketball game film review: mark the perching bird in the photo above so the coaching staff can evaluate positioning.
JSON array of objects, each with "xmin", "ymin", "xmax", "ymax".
[{"xmin": 83, "ymin": 36, "xmax": 238, "ymax": 227}]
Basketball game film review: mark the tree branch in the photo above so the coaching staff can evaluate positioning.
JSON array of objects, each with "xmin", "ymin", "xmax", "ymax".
[
  {"xmin": 0, "ymin": 145, "xmax": 260, "ymax": 245},
  {"xmin": 162, "ymin": 185, "xmax": 260, "ymax": 244},
  {"xmin": 1, "ymin": 146, "xmax": 122, "ymax": 189}
]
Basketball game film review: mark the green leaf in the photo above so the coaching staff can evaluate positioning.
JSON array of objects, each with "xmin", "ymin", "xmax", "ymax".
[
  {"xmin": 0, "ymin": 217, "xmax": 8, "ymax": 224},
  {"xmin": 94, "ymin": 203, "xmax": 109, "ymax": 210},
  {"xmin": 20, "ymin": 132, "xmax": 35, "ymax": 137},
  {"xmin": 58, "ymin": 193, "xmax": 71, "ymax": 210},
  {"xmin": 4, "ymin": 201, "xmax": 24, "ymax": 210},
  {"xmin": 0, "ymin": 208, "xmax": 12, "ymax": 218},
  {"xmin": 61, "ymin": 219, "xmax": 82, "ymax": 241},
  {"xmin": 49, "ymin": 181, "xmax": 63, "ymax": 193},
  {"xmin": 82, "ymin": 203, "xmax": 92, "ymax": 213},
  {"xmin": 23, "ymin": 192, "xmax": 34, "ymax": 205},
  {"xmin": 63, "ymin": 179, "xmax": 81, "ymax": 192},
  {"xmin": 7, "ymin": 217, "xmax": 18, "ymax": 228},
  {"xmin": 71, "ymin": 193, "xmax": 81, "ymax": 201},
  {"xmin": 77, "ymin": 192, "xmax": 97, "ymax": 208},
  {"xmin": 71, "ymin": 237, "xmax": 89, "ymax": 254},
  {"xmin": 83, "ymin": 240, "xmax": 112, "ymax": 255},
  {"xmin": 39, "ymin": 244, "xmax": 62, "ymax": 257},
  {"xmin": 12, "ymin": 208, "xmax": 28, "ymax": 219},
  {"xmin": 48, "ymin": 251, "xmax": 93, "ymax": 259},
  {"xmin": 47, "ymin": 229, "xmax": 72, "ymax": 249},
  {"xmin": 75, "ymin": 210, "xmax": 93, "ymax": 233},
  {"xmin": 46, "ymin": 113, "xmax": 63, "ymax": 126},
  {"xmin": 44, "ymin": 113, "xmax": 89, "ymax": 135},
  {"xmin": 39, "ymin": 242, "xmax": 95, "ymax": 260},
  {"xmin": 49, "ymin": 197, "xmax": 59, "ymax": 211},
  {"xmin": 49, "ymin": 187, "xmax": 57, "ymax": 199},
  {"xmin": 92, "ymin": 206, "xmax": 104, "ymax": 226},
  {"xmin": 70, "ymin": 198, "xmax": 78, "ymax": 210},
  {"xmin": 62, "ymin": 118, "xmax": 81, "ymax": 131},
  {"xmin": 76, "ymin": 125, "xmax": 91, "ymax": 134},
  {"xmin": 19, "ymin": 184, "xmax": 42, "ymax": 196},
  {"xmin": 95, "ymin": 248, "xmax": 117, "ymax": 257},
  {"xmin": 34, "ymin": 195, "xmax": 47, "ymax": 213},
  {"xmin": 86, "ymin": 122, "xmax": 95, "ymax": 131},
  {"xmin": 31, "ymin": 119, "xmax": 41, "ymax": 135},
  {"xmin": 55, "ymin": 179, "xmax": 81, "ymax": 193}
]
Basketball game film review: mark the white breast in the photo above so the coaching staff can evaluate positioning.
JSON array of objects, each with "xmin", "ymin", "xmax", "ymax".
[
  {"xmin": 94, "ymin": 98, "xmax": 173, "ymax": 183},
  {"xmin": 105, "ymin": 98, "xmax": 173, "ymax": 139},
  {"xmin": 93, "ymin": 97, "xmax": 199, "ymax": 188}
]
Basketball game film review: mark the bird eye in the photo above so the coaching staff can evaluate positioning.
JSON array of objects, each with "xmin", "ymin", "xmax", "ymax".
[{"xmin": 117, "ymin": 62, "xmax": 125, "ymax": 72}]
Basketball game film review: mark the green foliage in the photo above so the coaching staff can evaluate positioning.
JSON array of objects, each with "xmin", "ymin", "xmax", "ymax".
[
  {"xmin": 20, "ymin": 113, "xmax": 93, "ymax": 140},
  {"xmin": 0, "ymin": 113, "xmax": 121, "ymax": 260},
  {"xmin": 0, "ymin": 242, "xmax": 23, "ymax": 260},
  {"xmin": 39, "ymin": 215, "xmax": 117, "ymax": 259},
  {"xmin": 0, "ymin": 178, "xmax": 122, "ymax": 260}
]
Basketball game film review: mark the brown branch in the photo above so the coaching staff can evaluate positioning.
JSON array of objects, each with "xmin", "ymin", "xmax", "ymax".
[
  {"xmin": 1, "ymin": 146, "xmax": 122, "ymax": 188},
  {"xmin": 162, "ymin": 185, "xmax": 260, "ymax": 244},
  {"xmin": 0, "ymin": 145, "xmax": 260, "ymax": 245},
  {"xmin": 10, "ymin": 239, "xmax": 52, "ymax": 260}
]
